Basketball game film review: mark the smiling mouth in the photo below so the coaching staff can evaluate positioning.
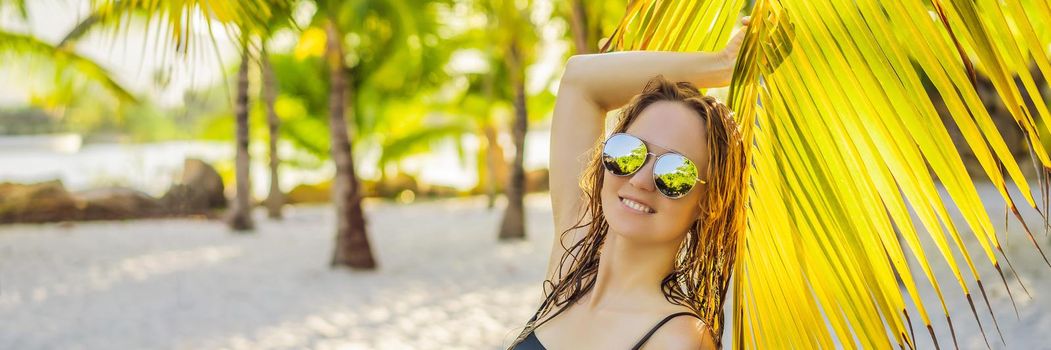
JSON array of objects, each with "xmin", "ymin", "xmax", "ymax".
[{"xmin": 619, "ymin": 196, "xmax": 655, "ymax": 214}]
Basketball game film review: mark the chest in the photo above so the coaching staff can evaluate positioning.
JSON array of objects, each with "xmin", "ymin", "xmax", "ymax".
[{"xmin": 531, "ymin": 306, "xmax": 670, "ymax": 350}]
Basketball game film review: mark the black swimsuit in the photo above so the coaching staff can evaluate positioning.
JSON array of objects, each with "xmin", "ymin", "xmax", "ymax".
[{"xmin": 512, "ymin": 311, "xmax": 703, "ymax": 350}]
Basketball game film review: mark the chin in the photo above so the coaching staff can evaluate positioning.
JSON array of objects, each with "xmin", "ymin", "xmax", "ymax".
[{"xmin": 607, "ymin": 218, "xmax": 653, "ymax": 241}]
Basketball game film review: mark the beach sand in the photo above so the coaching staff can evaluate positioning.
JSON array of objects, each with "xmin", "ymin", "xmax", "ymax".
[
  {"xmin": 1, "ymin": 187, "xmax": 1049, "ymax": 349},
  {"xmin": 0, "ymin": 194, "xmax": 552, "ymax": 350}
]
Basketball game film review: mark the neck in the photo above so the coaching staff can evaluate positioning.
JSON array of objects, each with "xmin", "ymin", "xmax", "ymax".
[{"xmin": 584, "ymin": 230, "xmax": 683, "ymax": 312}]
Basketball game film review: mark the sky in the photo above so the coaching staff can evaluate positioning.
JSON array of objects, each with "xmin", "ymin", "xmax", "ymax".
[{"xmin": 0, "ymin": 0, "xmax": 565, "ymax": 109}]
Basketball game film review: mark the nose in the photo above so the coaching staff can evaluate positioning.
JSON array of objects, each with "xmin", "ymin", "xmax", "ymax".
[{"xmin": 627, "ymin": 155, "xmax": 656, "ymax": 192}]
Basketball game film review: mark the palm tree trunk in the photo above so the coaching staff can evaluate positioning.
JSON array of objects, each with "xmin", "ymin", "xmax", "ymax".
[
  {"xmin": 570, "ymin": 0, "xmax": 592, "ymax": 54},
  {"xmin": 498, "ymin": 41, "xmax": 528, "ymax": 240},
  {"xmin": 261, "ymin": 48, "xmax": 284, "ymax": 219},
  {"xmin": 325, "ymin": 20, "xmax": 377, "ymax": 269},
  {"xmin": 227, "ymin": 43, "xmax": 254, "ymax": 231}
]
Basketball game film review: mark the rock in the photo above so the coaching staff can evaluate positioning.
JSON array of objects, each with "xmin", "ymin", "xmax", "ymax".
[
  {"xmin": 287, "ymin": 180, "xmax": 331, "ymax": 204},
  {"xmin": 75, "ymin": 187, "xmax": 162, "ymax": 221},
  {"xmin": 180, "ymin": 158, "xmax": 226, "ymax": 208},
  {"xmin": 0, "ymin": 160, "xmax": 224, "ymax": 224},
  {"xmin": 161, "ymin": 159, "xmax": 226, "ymax": 214},
  {"xmin": 0, "ymin": 180, "xmax": 79, "ymax": 224},
  {"xmin": 162, "ymin": 184, "xmax": 202, "ymax": 214}
]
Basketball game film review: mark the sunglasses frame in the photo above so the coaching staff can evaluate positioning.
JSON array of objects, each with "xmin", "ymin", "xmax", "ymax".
[{"xmin": 601, "ymin": 132, "xmax": 707, "ymax": 199}]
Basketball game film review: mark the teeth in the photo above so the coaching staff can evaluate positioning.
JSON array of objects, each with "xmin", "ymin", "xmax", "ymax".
[{"xmin": 621, "ymin": 197, "xmax": 653, "ymax": 213}]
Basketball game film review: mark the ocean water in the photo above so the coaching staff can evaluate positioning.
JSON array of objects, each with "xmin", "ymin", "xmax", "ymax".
[{"xmin": 0, "ymin": 131, "xmax": 552, "ymax": 197}]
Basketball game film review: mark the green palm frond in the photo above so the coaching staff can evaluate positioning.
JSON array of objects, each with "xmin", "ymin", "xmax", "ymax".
[
  {"xmin": 378, "ymin": 121, "xmax": 472, "ymax": 170},
  {"xmin": 607, "ymin": 0, "xmax": 1051, "ymax": 348},
  {"xmin": 0, "ymin": 29, "xmax": 135, "ymax": 102},
  {"xmin": 77, "ymin": 0, "xmax": 291, "ymax": 53}
]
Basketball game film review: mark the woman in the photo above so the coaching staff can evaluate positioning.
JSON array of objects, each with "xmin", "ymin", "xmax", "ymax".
[{"xmin": 507, "ymin": 17, "xmax": 752, "ymax": 350}]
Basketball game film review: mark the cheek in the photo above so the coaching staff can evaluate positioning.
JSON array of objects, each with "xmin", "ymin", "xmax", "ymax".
[
  {"xmin": 671, "ymin": 204, "xmax": 699, "ymax": 230},
  {"xmin": 658, "ymin": 198, "xmax": 703, "ymax": 237},
  {"xmin": 600, "ymin": 172, "xmax": 622, "ymax": 200},
  {"xmin": 647, "ymin": 204, "xmax": 688, "ymax": 238}
]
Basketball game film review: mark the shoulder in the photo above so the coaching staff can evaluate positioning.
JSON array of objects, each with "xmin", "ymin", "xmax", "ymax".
[{"xmin": 644, "ymin": 314, "xmax": 718, "ymax": 350}]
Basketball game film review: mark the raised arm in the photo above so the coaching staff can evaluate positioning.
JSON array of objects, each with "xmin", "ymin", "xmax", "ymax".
[
  {"xmin": 544, "ymin": 18, "xmax": 749, "ymax": 284},
  {"xmin": 560, "ymin": 50, "xmax": 736, "ymax": 112}
]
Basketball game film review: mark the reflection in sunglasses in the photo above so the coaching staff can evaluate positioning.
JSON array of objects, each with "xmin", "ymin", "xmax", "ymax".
[{"xmin": 654, "ymin": 155, "xmax": 699, "ymax": 198}]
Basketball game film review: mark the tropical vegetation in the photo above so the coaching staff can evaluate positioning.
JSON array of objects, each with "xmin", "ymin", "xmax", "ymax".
[{"xmin": 608, "ymin": 0, "xmax": 1051, "ymax": 347}]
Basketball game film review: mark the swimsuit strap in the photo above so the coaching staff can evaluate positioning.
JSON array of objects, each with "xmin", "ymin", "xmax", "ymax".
[{"xmin": 630, "ymin": 312, "xmax": 703, "ymax": 350}]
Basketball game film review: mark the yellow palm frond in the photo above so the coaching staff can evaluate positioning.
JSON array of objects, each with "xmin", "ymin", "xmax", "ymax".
[{"xmin": 606, "ymin": 0, "xmax": 1051, "ymax": 348}]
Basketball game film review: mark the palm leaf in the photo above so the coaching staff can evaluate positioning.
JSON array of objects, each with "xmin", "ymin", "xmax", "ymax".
[
  {"xmin": 76, "ymin": 0, "xmax": 290, "ymax": 54},
  {"xmin": 0, "ymin": 29, "xmax": 135, "ymax": 102},
  {"xmin": 378, "ymin": 121, "xmax": 472, "ymax": 171},
  {"xmin": 606, "ymin": 0, "xmax": 1051, "ymax": 348}
]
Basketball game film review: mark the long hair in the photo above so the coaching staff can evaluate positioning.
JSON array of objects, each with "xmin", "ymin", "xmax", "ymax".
[{"xmin": 508, "ymin": 75, "xmax": 748, "ymax": 349}]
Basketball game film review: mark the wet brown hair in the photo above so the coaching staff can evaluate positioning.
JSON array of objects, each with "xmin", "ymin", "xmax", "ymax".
[{"xmin": 508, "ymin": 75, "xmax": 748, "ymax": 349}]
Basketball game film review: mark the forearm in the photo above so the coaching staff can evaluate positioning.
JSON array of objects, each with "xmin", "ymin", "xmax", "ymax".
[{"xmin": 560, "ymin": 51, "xmax": 733, "ymax": 111}]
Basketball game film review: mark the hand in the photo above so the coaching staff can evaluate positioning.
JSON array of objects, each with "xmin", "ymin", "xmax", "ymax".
[
  {"xmin": 759, "ymin": 10, "xmax": 795, "ymax": 74},
  {"xmin": 719, "ymin": 16, "xmax": 751, "ymax": 70}
]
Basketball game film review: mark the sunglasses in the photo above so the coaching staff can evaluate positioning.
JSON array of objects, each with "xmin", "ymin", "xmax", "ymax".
[{"xmin": 601, "ymin": 133, "xmax": 707, "ymax": 199}]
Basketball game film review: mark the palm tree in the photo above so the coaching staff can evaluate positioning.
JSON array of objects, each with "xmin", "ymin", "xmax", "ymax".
[
  {"xmin": 261, "ymin": 47, "xmax": 285, "ymax": 219},
  {"xmin": 499, "ymin": 39, "xmax": 528, "ymax": 240},
  {"xmin": 568, "ymin": 0, "xmax": 592, "ymax": 54},
  {"xmin": 255, "ymin": 4, "xmax": 297, "ymax": 220},
  {"xmin": 306, "ymin": 0, "xmax": 453, "ymax": 269},
  {"xmin": 610, "ymin": 0, "xmax": 1051, "ymax": 348},
  {"xmin": 227, "ymin": 40, "xmax": 254, "ymax": 231},
  {"xmin": 208, "ymin": 4, "xmax": 295, "ymax": 230},
  {"xmin": 559, "ymin": 0, "xmax": 622, "ymax": 55},
  {"xmin": 321, "ymin": 15, "xmax": 376, "ymax": 269},
  {"xmin": 486, "ymin": 0, "xmax": 539, "ymax": 241},
  {"xmin": 309, "ymin": 0, "xmax": 405, "ymax": 269},
  {"xmin": 257, "ymin": 3, "xmax": 296, "ymax": 220}
]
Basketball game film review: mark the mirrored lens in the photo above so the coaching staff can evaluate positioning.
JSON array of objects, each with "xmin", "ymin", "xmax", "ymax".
[
  {"xmin": 653, "ymin": 153, "xmax": 699, "ymax": 198},
  {"xmin": 602, "ymin": 134, "xmax": 647, "ymax": 176}
]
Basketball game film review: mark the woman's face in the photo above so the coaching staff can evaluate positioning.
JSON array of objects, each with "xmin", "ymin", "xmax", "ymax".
[{"xmin": 600, "ymin": 100, "xmax": 710, "ymax": 244}]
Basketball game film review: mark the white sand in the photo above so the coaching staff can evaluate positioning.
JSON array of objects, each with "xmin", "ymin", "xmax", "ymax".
[
  {"xmin": 1, "ymin": 186, "xmax": 1049, "ymax": 350},
  {"xmin": 0, "ymin": 194, "xmax": 553, "ymax": 350},
  {"xmin": 905, "ymin": 183, "xmax": 1051, "ymax": 350}
]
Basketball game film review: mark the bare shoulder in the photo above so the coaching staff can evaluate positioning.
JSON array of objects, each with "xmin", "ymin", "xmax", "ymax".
[{"xmin": 644, "ymin": 314, "xmax": 718, "ymax": 350}]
